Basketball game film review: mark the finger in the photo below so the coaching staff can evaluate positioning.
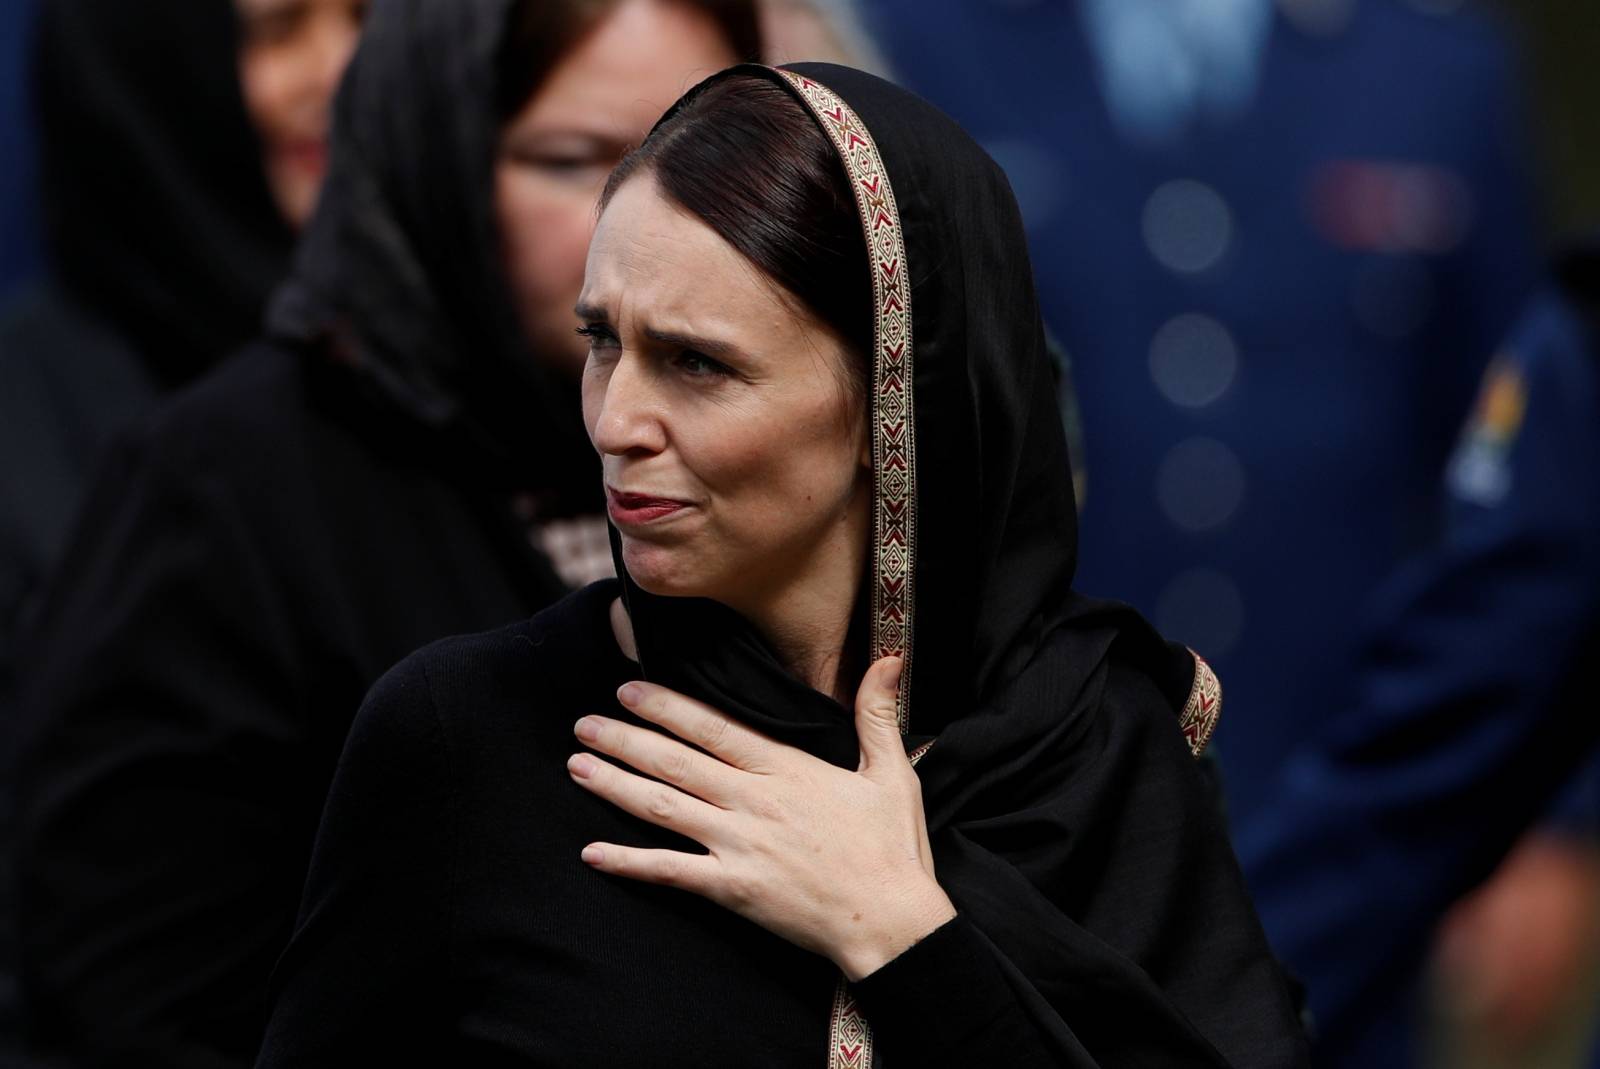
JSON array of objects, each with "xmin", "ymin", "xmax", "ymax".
[
  {"xmin": 617, "ymin": 682, "xmax": 774, "ymax": 772},
  {"xmin": 579, "ymin": 842, "xmax": 718, "ymax": 896},
  {"xmin": 575, "ymin": 715, "xmax": 745, "ymax": 806},
  {"xmin": 854, "ymin": 656, "xmax": 905, "ymax": 774},
  {"xmin": 567, "ymin": 753, "xmax": 722, "ymax": 840}
]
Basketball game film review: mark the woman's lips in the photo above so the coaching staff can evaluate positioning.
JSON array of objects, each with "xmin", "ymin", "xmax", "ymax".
[
  {"xmin": 281, "ymin": 137, "xmax": 328, "ymax": 175},
  {"xmin": 606, "ymin": 488, "xmax": 692, "ymax": 526}
]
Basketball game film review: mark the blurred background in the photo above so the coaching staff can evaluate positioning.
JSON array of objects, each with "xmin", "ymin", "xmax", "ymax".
[
  {"xmin": 1507, "ymin": 0, "xmax": 1600, "ymax": 235},
  {"xmin": 1, "ymin": 0, "xmax": 1597, "ymax": 1065}
]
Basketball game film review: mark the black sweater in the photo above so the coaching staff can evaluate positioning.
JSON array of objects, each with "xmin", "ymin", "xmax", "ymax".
[
  {"xmin": 258, "ymin": 581, "xmax": 1183, "ymax": 1067},
  {"xmin": 14, "ymin": 343, "xmax": 569, "ymax": 1067}
]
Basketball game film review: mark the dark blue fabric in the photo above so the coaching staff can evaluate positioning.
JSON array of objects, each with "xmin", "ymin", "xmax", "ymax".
[
  {"xmin": 0, "ymin": 0, "xmax": 40, "ymax": 302},
  {"xmin": 859, "ymin": 5, "xmax": 1543, "ymax": 1060},
  {"xmin": 859, "ymin": 0, "xmax": 1540, "ymax": 828},
  {"xmin": 1235, "ymin": 283, "xmax": 1600, "ymax": 1065}
]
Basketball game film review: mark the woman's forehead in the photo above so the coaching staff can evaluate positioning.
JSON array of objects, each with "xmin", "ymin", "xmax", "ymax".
[
  {"xmin": 510, "ymin": 1, "xmax": 739, "ymax": 144},
  {"xmin": 582, "ymin": 177, "xmax": 804, "ymax": 333}
]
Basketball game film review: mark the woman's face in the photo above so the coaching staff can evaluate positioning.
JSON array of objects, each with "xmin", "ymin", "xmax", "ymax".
[
  {"xmin": 579, "ymin": 175, "xmax": 871, "ymax": 615},
  {"xmin": 496, "ymin": 0, "xmax": 738, "ymax": 378},
  {"xmin": 235, "ymin": 0, "xmax": 364, "ymax": 228}
]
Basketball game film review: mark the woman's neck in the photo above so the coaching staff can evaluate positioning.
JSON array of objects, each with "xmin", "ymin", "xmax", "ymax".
[
  {"xmin": 612, "ymin": 481, "xmax": 873, "ymax": 704},
  {"xmin": 747, "ymin": 583, "xmax": 860, "ymax": 705},
  {"xmin": 611, "ymin": 577, "xmax": 861, "ymax": 703},
  {"xmin": 611, "ymin": 535, "xmax": 868, "ymax": 705},
  {"xmin": 731, "ymin": 505, "xmax": 869, "ymax": 704}
]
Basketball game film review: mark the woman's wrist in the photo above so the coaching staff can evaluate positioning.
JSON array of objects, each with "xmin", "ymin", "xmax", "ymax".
[{"xmin": 832, "ymin": 881, "xmax": 958, "ymax": 981}]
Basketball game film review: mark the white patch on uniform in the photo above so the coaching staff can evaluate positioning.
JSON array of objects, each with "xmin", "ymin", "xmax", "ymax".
[{"xmin": 1446, "ymin": 356, "xmax": 1526, "ymax": 508}]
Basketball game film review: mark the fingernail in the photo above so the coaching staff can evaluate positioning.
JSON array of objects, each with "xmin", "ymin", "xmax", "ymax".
[
  {"xmin": 617, "ymin": 682, "xmax": 643, "ymax": 707},
  {"xmin": 567, "ymin": 753, "xmax": 597, "ymax": 779},
  {"xmin": 581, "ymin": 844, "xmax": 605, "ymax": 865},
  {"xmin": 574, "ymin": 716, "xmax": 601, "ymax": 742}
]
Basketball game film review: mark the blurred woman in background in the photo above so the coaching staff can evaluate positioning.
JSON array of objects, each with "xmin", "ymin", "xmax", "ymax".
[
  {"xmin": 13, "ymin": 1, "xmax": 757, "ymax": 1065},
  {"xmin": 0, "ymin": 0, "xmax": 361, "ymax": 695},
  {"xmin": 0, "ymin": 0, "xmax": 361, "ymax": 1053}
]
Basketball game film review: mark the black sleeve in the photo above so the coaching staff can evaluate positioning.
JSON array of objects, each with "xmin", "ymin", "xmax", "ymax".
[
  {"xmin": 853, "ymin": 914, "xmax": 1076, "ymax": 1067},
  {"xmin": 14, "ymin": 424, "xmax": 314, "ymax": 1069},
  {"xmin": 256, "ymin": 654, "xmax": 454, "ymax": 1066},
  {"xmin": 865, "ymin": 656, "xmax": 1311, "ymax": 1068}
]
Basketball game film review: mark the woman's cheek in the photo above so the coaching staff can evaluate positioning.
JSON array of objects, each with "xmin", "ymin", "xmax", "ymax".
[{"xmin": 508, "ymin": 183, "xmax": 606, "ymax": 346}]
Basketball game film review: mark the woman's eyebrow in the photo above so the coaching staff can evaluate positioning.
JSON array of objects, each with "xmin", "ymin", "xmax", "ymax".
[
  {"xmin": 574, "ymin": 304, "xmax": 739, "ymax": 357},
  {"xmin": 506, "ymin": 129, "xmax": 628, "ymax": 154},
  {"xmin": 642, "ymin": 327, "xmax": 738, "ymax": 358}
]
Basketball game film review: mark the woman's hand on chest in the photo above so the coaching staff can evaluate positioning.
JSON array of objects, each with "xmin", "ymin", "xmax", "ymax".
[{"xmin": 566, "ymin": 655, "xmax": 956, "ymax": 980}]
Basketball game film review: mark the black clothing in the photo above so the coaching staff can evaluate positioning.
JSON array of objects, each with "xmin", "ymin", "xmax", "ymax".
[
  {"xmin": 0, "ymin": 290, "xmax": 159, "ymax": 665},
  {"xmin": 33, "ymin": 0, "xmax": 289, "ymax": 383},
  {"xmin": 15, "ymin": 344, "xmax": 568, "ymax": 1066},
  {"xmin": 620, "ymin": 64, "xmax": 1308, "ymax": 1065},
  {"xmin": 259, "ymin": 582, "xmax": 1292, "ymax": 1067},
  {"xmin": 3, "ymin": 1, "xmax": 291, "ymax": 1052},
  {"xmin": 3, "ymin": 0, "xmax": 292, "ymax": 686},
  {"xmin": 2, "ymin": 0, "xmax": 288, "ymax": 787},
  {"xmin": 263, "ymin": 63, "xmax": 1308, "ymax": 1066},
  {"xmin": 259, "ymin": 582, "xmax": 1108, "ymax": 1067},
  {"xmin": 0, "ymin": 287, "xmax": 162, "ymax": 1056},
  {"xmin": 15, "ymin": 0, "xmax": 606, "ymax": 1062},
  {"xmin": 1557, "ymin": 235, "xmax": 1600, "ymax": 339}
]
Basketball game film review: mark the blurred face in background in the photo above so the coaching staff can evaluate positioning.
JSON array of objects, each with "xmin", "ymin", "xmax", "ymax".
[
  {"xmin": 236, "ymin": 0, "xmax": 366, "ymax": 227},
  {"xmin": 495, "ymin": 0, "xmax": 740, "ymax": 377}
]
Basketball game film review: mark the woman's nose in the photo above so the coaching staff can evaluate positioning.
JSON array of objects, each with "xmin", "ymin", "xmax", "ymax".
[
  {"xmin": 310, "ymin": 6, "xmax": 362, "ymax": 98},
  {"xmin": 591, "ymin": 356, "xmax": 668, "ymax": 458}
]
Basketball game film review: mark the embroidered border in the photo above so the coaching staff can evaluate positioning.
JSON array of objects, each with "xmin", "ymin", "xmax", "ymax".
[
  {"xmin": 773, "ymin": 68, "xmax": 916, "ymax": 1069},
  {"xmin": 825, "ymin": 742, "xmax": 930, "ymax": 1068},
  {"xmin": 775, "ymin": 68, "xmax": 916, "ymax": 739},
  {"xmin": 827, "ymin": 980, "xmax": 872, "ymax": 1068},
  {"xmin": 1180, "ymin": 650, "xmax": 1222, "ymax": 757}
]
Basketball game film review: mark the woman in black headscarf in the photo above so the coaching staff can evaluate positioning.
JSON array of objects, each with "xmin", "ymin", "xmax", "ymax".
[
  {"xmin": 0, "ymin": 0, "xmax": 362, "ymax": 668},
  {"xmin": 0, "ymin": 0, "xmax": 358, "ymax": 1051},
  {"xmin": 13, "ymin": 2, "xmax": 756, "ymax": 1066},
  {"xmin": 257, "ymin": 64, "xmax": 1308, "ymax": 1066}
]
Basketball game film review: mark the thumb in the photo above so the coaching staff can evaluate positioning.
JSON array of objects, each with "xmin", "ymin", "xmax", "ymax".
[{"xmin": 855, "ymin": 655, "xmax": 905, "ymax": 775}]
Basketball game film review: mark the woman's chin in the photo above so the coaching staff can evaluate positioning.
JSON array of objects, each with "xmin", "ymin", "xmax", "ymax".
[{"xmin": 620, "ymin": 542, "xmax": 710, "ymax": 599}]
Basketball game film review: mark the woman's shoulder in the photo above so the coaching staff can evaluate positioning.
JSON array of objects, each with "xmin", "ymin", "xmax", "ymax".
[
  {"xmin": 361, "ymin": 579, "xmax": 627, "ymax": 732},
  {"xmin": 77, "ymin": 341, "xmax": 315, "ymax": 503},
  {"xmin": 160, "ymin": 337, "xmax": 303, "ymax": 424}
]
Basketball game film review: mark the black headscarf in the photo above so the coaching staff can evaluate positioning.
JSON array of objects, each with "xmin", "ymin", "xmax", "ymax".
[
  {"xmin": 33, "ymin": 0, "xmax": 292, "ymax": 385},
  {"xmin": 265, "ymin": 0, "xmax": 597, "ymax": 506},
  {"xmin": 620, "ymin": 64, "xmax": 1306, "ymax": 1065}
]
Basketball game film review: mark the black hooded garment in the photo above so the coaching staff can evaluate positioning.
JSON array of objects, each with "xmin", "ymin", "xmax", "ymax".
[
  {"xmin": 0, "ymin": 0, "xmax": 292, "ymax": 1050},
  {"xmin": 0, "ymin": 0, "xmax": 291, "ymax": 697},
  {"xmin": 12, "ymin": 0, "xmax": 603, "ymax": 1064},
  {"xmin": 256, "ymin": 64, "xmax": 1309, "ymax": 1067}
]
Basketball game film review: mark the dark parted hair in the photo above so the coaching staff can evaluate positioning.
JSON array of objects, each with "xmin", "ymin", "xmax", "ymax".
[
  {"xmin": 599, "ymin": 73, "xmax": 874, "ymax": 391},
  {"xmin": 497, "ymin": 0, "xmax": 763, "ymax": 118}
]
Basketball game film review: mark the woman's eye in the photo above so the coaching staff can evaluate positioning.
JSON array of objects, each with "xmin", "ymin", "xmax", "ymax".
[
  {"xmin": 676, "ymin": 351, "xmax": 731, "ymax": 378},
  {"xmin": 574, "ymin": 325, "xmax": 618, "ymax": 349},
  {"xmin": 240, "ymin": 10, "xmax": 301, "ymax": 46},
  {"xmin": 508, "ymin": 152, "xmax": 613, "ymax": 185}
]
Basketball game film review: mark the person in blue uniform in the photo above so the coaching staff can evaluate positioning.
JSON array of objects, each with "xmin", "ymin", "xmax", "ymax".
[
  {"xmin": 1236, "ymin": 238, "xmax": 1600, "ymax": 1065},
  {"xmin": 853, "ymin": 3, "xmax": 1545, "ymax": 1061},
  {"xmin": 858, "ymin": 0, "xmax": 1540, "ymax": 826}
]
